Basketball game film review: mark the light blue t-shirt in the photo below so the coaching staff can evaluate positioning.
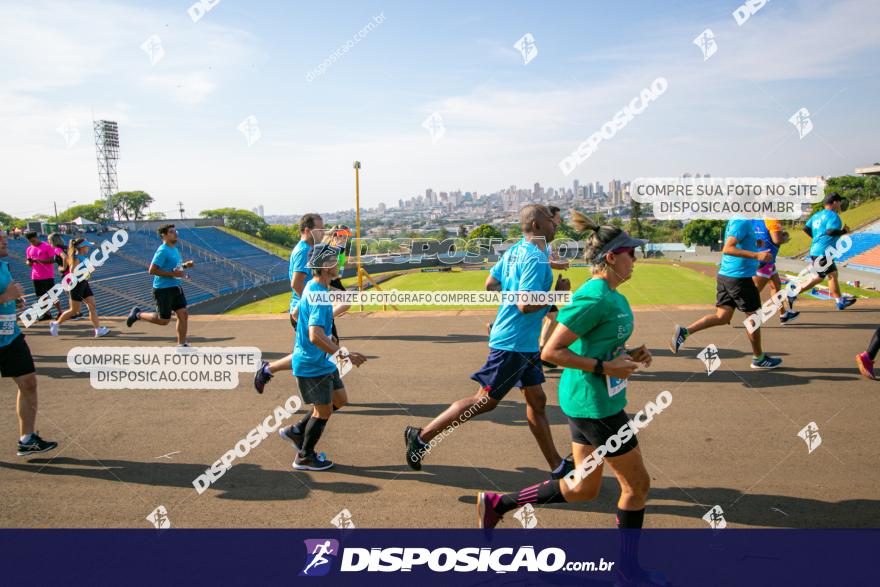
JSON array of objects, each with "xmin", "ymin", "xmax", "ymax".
[
  {"xmin": 292, "ymin": 280, "xmax": 335, "ymax": 378},
  {"xmin": 488, "ymin": 239, "xmax": 552, "ymax": 353},
  {"xmin": 288, "ymin": 240, "xmax": 313, "ymax": 312},
  {"xmin": 0, "ymin": 261, "xmax": 22, "ymax": 347},
  {"xmin": 151, "ymin": 243, "xmax": 182, "ymax": 289},
  {"xmin": 718, "ymin": 219, "xmax": 759, "ymax": 278},
  {"xmin": 807, "ymin": 209, "xmax": 843, "ymax": 257}
]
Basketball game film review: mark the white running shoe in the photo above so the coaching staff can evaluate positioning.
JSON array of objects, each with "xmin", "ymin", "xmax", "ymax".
[
  {"xmin": 49, "ymin": 321, "xmax": 59, "ymax": 336},
  {"xmin": 94, "ymin": 326, "xmax": 110, "ymax": 337}
]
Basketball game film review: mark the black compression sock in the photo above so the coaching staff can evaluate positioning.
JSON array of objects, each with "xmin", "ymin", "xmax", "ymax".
[
  {"xmin": 293, "ymin": 406, "xmax": 340, "ymax": 434},
  {"xmin": 294, "ymin": 413, "xmax": 312, "ymax": 433},
  {"xmin": 495, "ymin": 480, "xmax": 567, "ymax": 515},
  {"xmin": 616, "ymin": 507, "xmax": 645, "ymax": 529},
  {"xmin": 300, "ymin": 417, "xmax": 328, "ymax": 457},
  {"xmin": 868, "ymin": 327, "xmax": 880, "ymax": 361},
  {"xmin": 617, "ymin": 508, "xmax": 645, "ymax": 573}
]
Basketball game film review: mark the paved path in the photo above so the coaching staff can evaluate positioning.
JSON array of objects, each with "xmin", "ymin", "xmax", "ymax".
[{"xmin": 2, "ymin": 303, "xmax": 878, "ymax": 528}]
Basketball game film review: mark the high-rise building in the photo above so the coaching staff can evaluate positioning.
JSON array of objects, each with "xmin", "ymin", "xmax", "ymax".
[
  {"xmin": 533, "ymin": 182, "xmax": 543, "ymax": 198},
  {"xmin": 377, "ymin": 202, "xmax": 386, "ymax": 213},
  {"xmin": 398, "ymin": 199, "xmax": 404, "ymax": 209},
  {"xmin": 573, "ymin": 179, "xmax": 580, "ymax": 199},
  {"xmin": 251, "ymin": 205, "xmax": 265, "ymax": 218}
]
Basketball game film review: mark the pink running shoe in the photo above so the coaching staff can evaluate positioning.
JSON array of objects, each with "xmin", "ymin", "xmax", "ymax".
[
  {"xmin": 476, "ymin": 491, "xmax": 503, "ymax": 529},
  {"xmin": 856, "ymin": 352, "xmax": 875, "ymax": 380}
]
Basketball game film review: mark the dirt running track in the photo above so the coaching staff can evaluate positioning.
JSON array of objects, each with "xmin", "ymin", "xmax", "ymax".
[{"xmin": 2, "ymin": 300, "xmax": 879, "ymax": 529}]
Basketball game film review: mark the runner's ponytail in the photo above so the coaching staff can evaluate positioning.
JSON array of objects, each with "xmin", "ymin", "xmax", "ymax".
[{"xmin": 570, "ymin": 210, "xmax": 623, "ymax": 273}]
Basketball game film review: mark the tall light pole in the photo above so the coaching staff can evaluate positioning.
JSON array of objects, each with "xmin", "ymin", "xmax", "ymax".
[{"xmin": 353, "ymin": 161, "xmax": 362, "ymax": 310}]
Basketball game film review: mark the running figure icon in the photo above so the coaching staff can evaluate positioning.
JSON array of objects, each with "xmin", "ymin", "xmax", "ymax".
[{"xmin": 302, "ymin": 540, "xmax": 335, "ymax": 575}]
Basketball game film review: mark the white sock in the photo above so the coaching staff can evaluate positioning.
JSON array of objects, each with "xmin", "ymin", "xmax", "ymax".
[{"xmin": 20, "ymin": 433, "xmax": 33, "ymax": 443}]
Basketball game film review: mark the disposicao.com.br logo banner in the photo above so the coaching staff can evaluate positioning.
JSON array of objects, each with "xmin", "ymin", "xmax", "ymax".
[
  {"xmin": 300, "ymin": 539, "xmax": 613, "ymax": 575},
  {"xmin": 5, "ymin": 529, "xmax": 879, "ymax": 585}
]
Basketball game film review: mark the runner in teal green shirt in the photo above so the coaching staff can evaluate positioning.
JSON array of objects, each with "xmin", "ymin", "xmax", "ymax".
[{"xmin": 478, "ymin": 212, "xmax": 664, "ymax": 582}]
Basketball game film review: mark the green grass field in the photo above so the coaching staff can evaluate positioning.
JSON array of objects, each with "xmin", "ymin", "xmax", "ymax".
[
  {"xmin": 216, "ymin": 226, "xmax": 290, "ymax": 258},
  {"xmin": 779, "ymin": 199, "xmax": 880, "ymax": 257},
  {"xmin": 226, "ymin": 263, "xmax": 720, "ymax": 314}
]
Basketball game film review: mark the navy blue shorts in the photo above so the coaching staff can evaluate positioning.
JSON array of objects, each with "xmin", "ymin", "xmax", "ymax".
[{"xmin": 470, "ymin": 349, "xmax": 545, "ymax": 401}]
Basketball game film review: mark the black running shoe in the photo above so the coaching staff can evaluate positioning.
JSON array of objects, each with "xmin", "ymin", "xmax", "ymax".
[
  {"xmin": 126, "ymin": 306, "xmax": 141, "ymax": 328},
  {"xmin": 404, "ymin": 425, "xmax": 428, "ymax": 471},
  {"xmin": 551, "ymin": 455, "xmax": 575, "ymax": 480},
  {"xmin": 279, "ymin": 425, "xmax": 303, "ymax": 452},
  {"xmin": 17, "ymin": 433, "xmax": 58, "ymax": 457},
  {"xmin": 254, "ymin": 360, "xmax": 272, "ymax": 394},
  {"xmin": 293, "ymin": 452, "xmax": 334, "ymax": 471},
  {"xmin": 779, "ymin": 310, "xmax": 800, "ymax": 325}
]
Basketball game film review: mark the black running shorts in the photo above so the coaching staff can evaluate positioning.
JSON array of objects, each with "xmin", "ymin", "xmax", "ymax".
[
  {"xmin": 567, "ymin": 409, "xmax": 638, "ymax": 457},
  {"xmin": 0, "ymin": 334, "xmax": 36, "ymax": 378},
  {"xmin": 70, "ymin": 280, "xmax": 94, "ymax": 303},
  {"xmin": 716, "ymin": 275, "xmax": 761, "ymax": 313},
  {"xmin": 296, "ymin": 370, "xmax": 344, "ymax": 405},
  {"xmin": 810, "ymin": 256, "xmax": 838, "ymax": 279},
  {"xmin": 153, "ymin": 286, "xmax": 187, "ymax": 320}
]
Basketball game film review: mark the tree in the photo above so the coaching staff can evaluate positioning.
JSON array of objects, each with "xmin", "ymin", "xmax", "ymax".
[
  {"xmin": 629, "ymin": 201, "xmax": 644, "ymax": 239},
  {"xmin": 201, "ymin": 207, "xmax": 267, "ymax": 235},
  {"xmin": 259, "ymin": 224, "xmax": 299, "ymax": 247},
  {"xmin": 554, "ymin": 221, "xmax": 578, "ymax": 240},
  {"xmin": 438, "ymin": 226, "xmax": 449, "ymax": 240},
  {"xmin": 0, "ymin": 211, "xmax": 23, "ymax": 228},
  {"xmin": 807, "ymin": 175, "xmax": 880, "ymax": 215},
  {"xmin": 57, "ymin": 201, "xmax": 108, "ymax": 223},
  {"xmin": 147, "ymin": 211, "xmax": 166, "ymax": 220},
  {"xmin": 458, "ymin": 224, "xmax": 468, "ymax": 238},
  {"xmin": 468, "ymin": 224, "xmax": 504, "ymax": 241},
  {"xmin": 109, "ymin": 191, "xmax": 154, "ymax": 221},
  {"xmin": 628, "ymin": 201, "xmax": 647, "ymax": 255},
  {"xmin": 682, "ymin": 220, "xmax": 725, "ymax": 247},
  {"xmin": 506, "ymin": 224, "xmax": 522, "ymax": 240}
]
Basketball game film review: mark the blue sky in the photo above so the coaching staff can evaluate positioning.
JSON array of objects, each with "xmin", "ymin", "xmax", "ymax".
[{"xmin": 1, "ymin": 0, "xmax": 877, "ymax": 218}]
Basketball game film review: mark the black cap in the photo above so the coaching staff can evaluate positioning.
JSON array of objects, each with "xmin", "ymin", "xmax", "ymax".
[
  {"xmin": 824, "ymin": 192, "xmax": 843, "ymax": 205},
  {"xmin": 592, "ymin": 231, "xmax": 649, "ymax": 262}
]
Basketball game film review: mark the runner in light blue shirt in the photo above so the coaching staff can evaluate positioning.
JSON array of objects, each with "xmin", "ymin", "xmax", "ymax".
[
  {"xmin": 796, "ymin": 192, "xmax": 854, "ymax": 310},
  {"xmin": 254, "ymin": 213, "xmax": 326, "ymax": 393},
  {"xmin": 403, "ymin": 204, "xmax": 570, "ymax": 479}
]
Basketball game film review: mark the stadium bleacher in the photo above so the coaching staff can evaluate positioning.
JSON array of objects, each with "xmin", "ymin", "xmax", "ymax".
[{"xmin": 5, "ymin": 227, "xmax": 288, "ymax": 316}]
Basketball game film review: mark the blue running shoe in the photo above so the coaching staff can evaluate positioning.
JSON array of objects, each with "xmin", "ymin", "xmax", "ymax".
[
  {"xmin": 751, "ymin": 354, "xmax": 782, "ymax": 370},
  {"xmin": 837, "ymin": 297, "xmax": 856, "ymax": 310},
  {"xmin": 669, "ymin": 325, "xmax": 688, "ymax": 354}
]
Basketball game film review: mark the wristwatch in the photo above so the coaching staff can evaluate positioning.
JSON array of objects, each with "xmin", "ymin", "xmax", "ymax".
[{"xmin": 594, "ymin": 359, "xmax": 604, "ymax": 377}]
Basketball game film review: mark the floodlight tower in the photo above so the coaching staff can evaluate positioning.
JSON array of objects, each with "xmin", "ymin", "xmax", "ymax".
[{"xmin": 94, "ymin": 120, "xmax": 120, "ymax": 219}]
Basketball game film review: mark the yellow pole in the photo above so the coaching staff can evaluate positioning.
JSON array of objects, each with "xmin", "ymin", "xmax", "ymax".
[{"xmin": 354, "ymin": 161, "xmax": 362, "ymax": 311}]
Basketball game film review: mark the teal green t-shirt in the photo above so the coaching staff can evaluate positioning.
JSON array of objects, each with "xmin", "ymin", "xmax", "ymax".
[{"xmin": 556, "ymin": 277, "xmax": 634, "ymax": 419}]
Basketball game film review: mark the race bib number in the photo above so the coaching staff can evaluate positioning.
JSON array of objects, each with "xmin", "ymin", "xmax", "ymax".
[
  {"xmin": 606, "ymin": 374, "xmax": 627, "ymax": 398},
  {"xmin": 0, "ymin": 314, "xmax": 16, "ymax": 336},
  {"xmin": 329, "ymin": 346, "xmax": 353, "ymax": 378}
]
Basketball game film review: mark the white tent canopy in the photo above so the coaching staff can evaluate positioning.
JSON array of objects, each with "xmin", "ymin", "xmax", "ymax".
[{"xmin": 71, "ymin": 216, "xmax": 99, "ymax": 225}]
